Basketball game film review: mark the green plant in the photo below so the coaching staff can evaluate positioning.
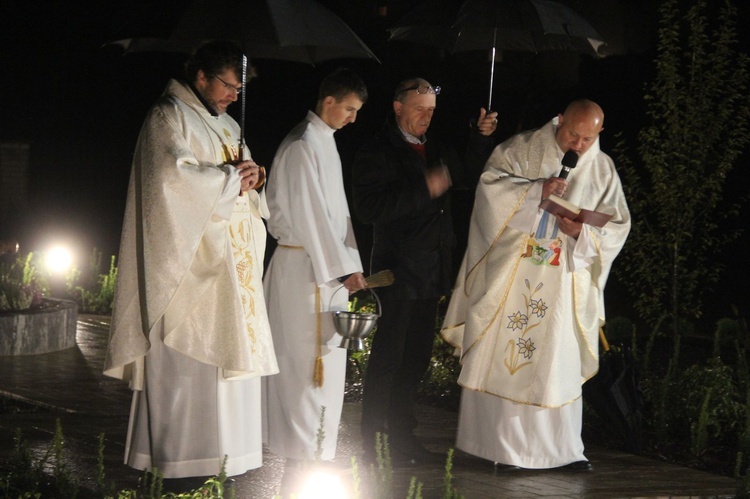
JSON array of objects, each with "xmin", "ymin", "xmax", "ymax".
[
  {"xmin": 0, "ymin": 252, "xmax": 47, "ymax": 312},
  {"xmin": 66, "ymin": 248, "xmax": 117, "ymax": 314},
  {"xmin": 369, "ymin": 432, "xmax": 393, "ymax": 498},
  {"xmin": 1, "ymin": 422, "xmax": 237, "ymax": 499},
  {"xmin": 315, "ymin": 406, "xmax": 326, "ymax": 461},
  {"xmin": 405, "ymin": 476, "xmax": 422, "ymax": 499},
  {"xmin": 0, "ymin": 420, "xmax": 79, "ymax": 498},
  {"xmin": 419, "ymin": 335, "xmax": 461, "ymax": 410},
  {"xmin": 614, "ymin": 0, "xmax": 750, "ymax": 355},
  {"xmin": 345, "ymin": 294, "xmax": 376, "ymax": 402},
  {"xmin": 442, "ymin": 449, "xmax": 463, "ymax": 499}
]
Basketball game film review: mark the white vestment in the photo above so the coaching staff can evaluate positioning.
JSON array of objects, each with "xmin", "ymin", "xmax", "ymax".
[
  {"xmin": 442, "ymin": 118, "xmax": 630, "ymax": 468},
  {"xmin": 263, "ymin": 111, "xmax": 363, "ymax": 460},
  {"xmin": 104, "ymin": 79, "xmax": 278, "ymax": 477}
]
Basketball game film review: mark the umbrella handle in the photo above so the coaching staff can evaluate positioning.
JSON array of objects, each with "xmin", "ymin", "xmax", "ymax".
[
  {"xmin": 599, "ymin": 327, "xmax": 610, "ymax": 352},
  {"xmin": 239, "ymin": 54, "xmax": 248, "ymax": 156},
  {"xmin": 488, "ymin": 28, "xmax": 497, "ymax": 111}
]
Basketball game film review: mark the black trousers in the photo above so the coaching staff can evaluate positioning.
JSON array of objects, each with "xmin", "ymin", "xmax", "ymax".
[{"xmin": 360, "ymin": 286, "xmax": 439, "ymax": 452}]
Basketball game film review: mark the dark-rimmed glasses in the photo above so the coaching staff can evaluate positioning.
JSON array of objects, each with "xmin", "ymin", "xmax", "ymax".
[
  {"xmin": 397, "ymin": 84, "xmax": 441, "ymax": 97},
  {"xmin": 212, "ymin": 74, "xmax": 243, "ymax": 95}
]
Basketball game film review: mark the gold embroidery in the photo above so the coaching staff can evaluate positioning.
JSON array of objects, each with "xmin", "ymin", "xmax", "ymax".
[
  {"xmin": 230, "ymin": 218, "xmax": 257, "ymax": 352},
  {"xmin": 503, "ymin": 279, "xmax": 545, "ymax": 375}
]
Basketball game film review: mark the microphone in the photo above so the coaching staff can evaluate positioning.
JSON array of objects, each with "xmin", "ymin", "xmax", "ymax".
[{"xmin": 558, "ymin": 150, "xmax": 579, "ymax": 179}]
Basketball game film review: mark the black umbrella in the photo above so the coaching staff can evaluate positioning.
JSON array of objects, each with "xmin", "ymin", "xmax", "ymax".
[
  {"xmin": 582, "ymin": 328, "xmax": 644, "ymax": 453},
  {"xmin": 388, "ymin": 0, "xmax": 606, "ymax": 110},
  {"xmin": 110, "ymin": 0, "xmax": 379, "ymax": 152}
]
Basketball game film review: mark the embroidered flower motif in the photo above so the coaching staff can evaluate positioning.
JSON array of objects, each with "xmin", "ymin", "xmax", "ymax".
[
  {"xmin": 507, "ymin": 311, "xmax": 528, "ymax": 331},
  {"xmin": 530, "ymin": 298, "xmax": 547, "ymax": 318},
  {"xmin": 516, "ymin": 337, "xmax": 536, "ymax": 359}
]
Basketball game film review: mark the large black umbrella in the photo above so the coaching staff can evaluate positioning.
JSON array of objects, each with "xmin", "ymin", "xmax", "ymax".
[
  {"xmin": 110, "ymin": 0, "xmax": 379, "ymax": 152},
  {"xmin": 388, "ymin": 0, "xmax": 607, "ymax": 110},
  {"xmin": 113, "ymin": 0, "xmax": 379, "ymax": 65},
  {"xmin": 582, "ymin": 328, "xmax": 644, "ymax": 453}
]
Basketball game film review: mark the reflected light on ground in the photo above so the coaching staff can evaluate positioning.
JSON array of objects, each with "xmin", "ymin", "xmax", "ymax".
[
  {"xmin": 45, "ymin": 246, "xmax": 73, "ymax": 274},
  {"xmin": 297, "ymin": 470, "xmax": 348, "ymax": 499}
]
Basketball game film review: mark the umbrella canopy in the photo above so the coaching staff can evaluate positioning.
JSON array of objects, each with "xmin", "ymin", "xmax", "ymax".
[
  {"xmin": 110, "ymin": 0, "xmax": 379, "ymax": 150},
  {"xmin": 390, "ymin": 0, "xmax": 605, "ymax": 57},
  {"xmin": 112, "ymin": 0, "xmax": 380, "ymax": 65},
  {"xmin": 388, "ymin": 0, "xmax": 606, "ymax": 109}
]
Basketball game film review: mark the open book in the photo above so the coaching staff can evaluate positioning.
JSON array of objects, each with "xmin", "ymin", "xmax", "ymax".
[{"xmin": 539, "ymin": 194, "xmax": 613, "ymax": 228}]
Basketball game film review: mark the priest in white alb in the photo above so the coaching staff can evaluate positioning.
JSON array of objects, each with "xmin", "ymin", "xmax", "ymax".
[
  {"xmin": 442, "ymin": 99, "xmax": 630, "ymax": 471},
  {"xmin": 262, "ymin": 69, "xmax": 368, "ymax": 481},
  {"xmin": 104, "ymin": 41, "xmax": 278, "ymax": 480}
]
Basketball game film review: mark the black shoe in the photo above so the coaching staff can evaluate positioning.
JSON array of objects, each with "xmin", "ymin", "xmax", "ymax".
[
  {"xmin": 557, "ymin": 460, "xmax": 593, "ymax": 472},
  {"xmin": 494, "ymin": 462, "xmax": 522, "ymax": 471}
]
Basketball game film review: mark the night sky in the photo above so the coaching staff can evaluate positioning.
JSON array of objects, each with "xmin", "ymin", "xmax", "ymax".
[{"xmin": 1, "ymin": 0, "xmax": 748, "ymax": 323}]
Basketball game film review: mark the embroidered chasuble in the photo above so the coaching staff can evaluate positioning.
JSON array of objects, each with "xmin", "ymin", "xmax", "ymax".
[
  {"xmin": 442, "ymin": 117, "xmax": 631, "ymax": 408},
  {"xmin": 104, "ymin": 78, "xmax": 278, "ymax": 478}
]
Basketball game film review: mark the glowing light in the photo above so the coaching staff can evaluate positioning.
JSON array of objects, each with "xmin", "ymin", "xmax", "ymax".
[
  {"xmin": 297, "ymin": 470, "xmax": 348, "ymax": 499},
  {"xmin": 46, "ymin": 246, "xmax": 73, "ymax": 274}
]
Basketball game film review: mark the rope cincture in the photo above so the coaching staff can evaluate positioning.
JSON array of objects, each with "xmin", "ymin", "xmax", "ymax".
[
  {"xmin": 278, "ymin": 244, "xmax": 325, "ymax": 388},
  {"xmin": 313, "ymin": 286, "xmax": 324, "ymax": 388}
]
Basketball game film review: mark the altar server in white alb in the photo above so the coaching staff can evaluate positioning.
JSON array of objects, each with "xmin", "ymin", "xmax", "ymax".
[
  {"xmin": 104, "ymin": 41, "xmax": 278, "ymax": 479},
  {"xmin": 263, "ymin": 68, "xmax": 368, "ymax": 470},
  {"xmin": 442, "ymin": 99, "xmax": 630, "ymax": 471}
]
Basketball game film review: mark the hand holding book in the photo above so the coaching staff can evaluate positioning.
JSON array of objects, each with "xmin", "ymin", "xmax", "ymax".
[{"xmin": 539, "ymin": 194, "xmax": 613, "ymax": 228}]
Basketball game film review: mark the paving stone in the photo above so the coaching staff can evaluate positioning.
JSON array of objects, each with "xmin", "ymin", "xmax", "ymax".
[{"xmin": 0, "ymin": 316, "xmax": 740, "ymax": 498}]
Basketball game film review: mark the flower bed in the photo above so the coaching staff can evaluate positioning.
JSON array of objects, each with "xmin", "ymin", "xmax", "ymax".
[{"xmin": 0, "ymin": 298, "xmax": 77, "ymax": 355}]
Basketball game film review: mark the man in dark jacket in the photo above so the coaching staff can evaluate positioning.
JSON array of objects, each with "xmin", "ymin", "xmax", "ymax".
[{"xmin": 352, "ymin": 77, "xmax": 497, "ymax": 464}]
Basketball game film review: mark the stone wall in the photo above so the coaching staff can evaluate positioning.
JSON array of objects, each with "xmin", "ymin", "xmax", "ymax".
[{"xmin": 0, "ymin": 298, "xmax": 78, "ymax": 355}]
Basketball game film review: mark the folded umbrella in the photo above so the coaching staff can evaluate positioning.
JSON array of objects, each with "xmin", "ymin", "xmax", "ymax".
[{"xmin": 583, "ymin": 328, "xmax": 644, "ymax": 453}]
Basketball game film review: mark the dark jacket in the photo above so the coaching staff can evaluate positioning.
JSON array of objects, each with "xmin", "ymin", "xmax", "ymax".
[{"xmin": 352, "ymin": 115, "xmax": 495, "ymax": 299}]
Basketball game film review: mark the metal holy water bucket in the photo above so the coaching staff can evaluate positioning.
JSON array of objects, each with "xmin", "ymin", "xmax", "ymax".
[{"xmin": 331, "ymin": 286, "xmax": 381, "ymax": 351}]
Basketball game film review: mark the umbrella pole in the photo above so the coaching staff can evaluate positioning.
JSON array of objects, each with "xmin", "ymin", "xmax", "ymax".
[
  {"xmin": 488, "ymin": 28, "xmax": 497, "ymax": 111},
  {"xmin": 239, "ymin": 54, "xmax": 247, "ymax": 160}
]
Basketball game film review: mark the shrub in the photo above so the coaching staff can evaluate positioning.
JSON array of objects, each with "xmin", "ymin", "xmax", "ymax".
[
  {"xmin": 65, "ymin": 248, "xmax": 117, "ymax": 315},
  {"xmin": 0, "ymin": 252, "xmax": 47, "ymax": 312}
]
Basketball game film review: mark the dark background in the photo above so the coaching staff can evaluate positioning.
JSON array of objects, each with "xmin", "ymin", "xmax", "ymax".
[{"xmin": 1, "ymin": 0, "xmax": 748, "ymax": 326}]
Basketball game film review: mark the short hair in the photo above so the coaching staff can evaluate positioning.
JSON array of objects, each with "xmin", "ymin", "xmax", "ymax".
[
  {"xmin": 318, "ymin": 68, "xmax": 368, "ymax": 103},
  {"xmin": 184, "ymin": 40, "xmax": 255, "ymax": 84},
  {"xmin": 393, "ymin": 77, "xmax": 431, "ymax": 103}
]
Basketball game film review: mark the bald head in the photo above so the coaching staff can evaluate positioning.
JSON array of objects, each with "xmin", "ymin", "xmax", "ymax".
[{"xmin": 555, "ymin": 99, "xmax": 604, "ymax": 155}]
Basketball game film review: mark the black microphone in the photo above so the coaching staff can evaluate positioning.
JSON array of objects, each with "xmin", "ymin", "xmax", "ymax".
[{"xmin": 558, "ymin": 150, "xmax": 579, "ymax": 179}]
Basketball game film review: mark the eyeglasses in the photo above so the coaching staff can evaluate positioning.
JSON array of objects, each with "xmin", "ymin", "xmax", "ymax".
[
  {"xmin": 212, "ymin": 74, "xmax": 243, "ymax": 95},
  {"xmin": 397, "ymin": 84, "xmax": 441, "ymax": 96}
]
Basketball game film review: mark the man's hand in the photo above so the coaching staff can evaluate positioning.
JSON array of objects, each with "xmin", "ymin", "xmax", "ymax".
[
  {"xmin": 556, "ymin": 215, "xmax": 582, "ymax": 239},
  {"xmin": 343, "ymin": 272, "xmax": 367, "ymax": 294},
  {"xmin": 235, "ymin": 160, "xmax": 262, "ymax": 193},
  {"xmin": 542, "ymin": 178, "xmax": 568, "ymax": 200},
  {"xmin": 476, "ymin": 107, "xmax": 498, "ymax": 136},
  {"xmin": 425, "ymin": 164, "xmax": 452, "ymax": 199}
]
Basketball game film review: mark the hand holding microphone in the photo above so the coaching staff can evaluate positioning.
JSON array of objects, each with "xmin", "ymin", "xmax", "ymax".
[{"xmin": 542, "ymin": 150, "xmax": 579, "ymax": 199}]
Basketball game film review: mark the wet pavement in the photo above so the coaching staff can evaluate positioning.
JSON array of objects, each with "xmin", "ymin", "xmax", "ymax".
[{"xmin": 0, "ymin": 315, "xmax": 741, "ymax": 498}]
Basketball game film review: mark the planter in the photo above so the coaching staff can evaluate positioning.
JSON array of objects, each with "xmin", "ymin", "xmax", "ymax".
[{"xmin": 0, "ymin": 298, "xmax": 78, "ymax": 355}]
